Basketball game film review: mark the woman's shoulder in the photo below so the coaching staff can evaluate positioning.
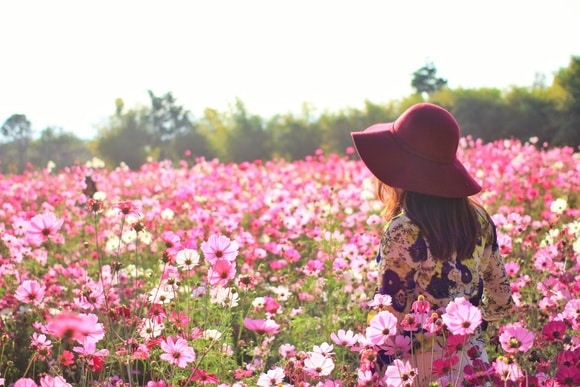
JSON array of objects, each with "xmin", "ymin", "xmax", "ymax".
[
  {"xmin": 384, "ymin": 213, "xmax": 421, "ymax": 239},
  {"xmin": 473, "ymin": 203, "xmax": 498, "ymax": 240}
]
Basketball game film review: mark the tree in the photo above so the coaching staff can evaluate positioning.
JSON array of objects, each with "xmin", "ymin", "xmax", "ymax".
[
  {"xmin": 448, "ymin": 88, "xmax": 508, "ymax": 142},
  {"xmin": 411, "ymin": 61, "xmax": 448, "ymax": 97},
  {"xmin": 552, "ymin": 56, "xmax": 580, "ymax": 146},
  {"xmin": 148, "ymin": 90, "xmax": 193, "ymax": 160},
  {"xmin": 226, "ymin": 99, "xmax": 271, "ymax": 163},
  {"xmin": 1, "ymin": 114, "xmax": 32, "ymax": 173},
  {"xmin": 267, "ymin": 103, "xmax": 321, "ymax": 160},
  {"xmin": 95, "ymin": 102, "xmax": 153, "ymax": 169},
  {"xmin": 29, "ymin": 127, "xmax": 93, "ymax": 171}
]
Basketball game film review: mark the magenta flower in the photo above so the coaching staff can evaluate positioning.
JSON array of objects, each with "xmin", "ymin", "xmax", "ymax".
[
  {"xmin": 14, "ymin": 279, "xmax": 46, "ymax": 304},
  {"xmin": 26, "ymin": 212, "xmax": 64, "ymax": 246},
  {"xmin": 441, "ymin": 297, "xmax": 482, "ymax": 335},
  {"xmin": 366, "ymin": 310, "xmax": 398, "ymax": 346},
  {"xmin": 383, "ymin": 359, "xmax": 417, "ymax": 387},
  {"xmin": 543, "ymin": 320, "xmax": 567, "ymax": 342},
  {"xmin": 556, "ymin": 365, "xmax": 580, "ymax": 386},
  {"xmin": 499, "ymin": 323, "xmax": 534, "ymax": 353},
  {"xmin": 201, "ymin": 234, "xmax": 239, "ymax": 264},
  {"xmin": 159, "ymin": 336, "xmax": 196, "ymax": 368},
  {"xmin": 243, "ymin": 318, "xmax": 280, "ymax": 335},
  {"xmin": 463, "ymin": 359, "xmax": 495, "ymax": 384}
]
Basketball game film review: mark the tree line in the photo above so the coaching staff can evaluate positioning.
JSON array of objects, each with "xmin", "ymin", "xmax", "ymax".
[{"xmin": 1, "ymin": 56, "xmax": 579, "ymax": 174}]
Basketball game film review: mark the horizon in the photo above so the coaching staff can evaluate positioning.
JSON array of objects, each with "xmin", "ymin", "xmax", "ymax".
[{"xmin": 1, "ymin": 0, "xmax": 579, "ymax": 140}]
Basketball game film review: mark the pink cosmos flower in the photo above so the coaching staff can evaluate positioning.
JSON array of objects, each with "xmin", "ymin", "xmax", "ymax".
[
  {"xmin": 201, "ymin": 234, "xmax": 239, "ymax": 264},
  {"xmin": 441, "ymin": 297, "xmax": 482, "ymax": 336},
  {"xmin": 493, "ymin": 356, "xmax": 523, "ymax": 382},
  {"xmin": 366, "ymin": 310, "xmax": 398, "ymax": 346},
  {"xmin": 159, "ymin": 336, "xmax": 196, "ymax": 368},
  {"xmin": 330, "ymin": 329, "xmax": 359, "ymax": 347},
  {"xmin": 411, "ymin": 295, "xmax": 431, "ymax": 313},
  {"xmin": 499, "ymin": 323, "xmax": 534, "ymax": 353},
  {"xmin": 30, "ymin": 332, "xmax": 53, "ymax": 360},
  {"xmin": 563, "ymin": 299, "xmax": 580, "ymax": 330},
  {"xmin": 243, "ymin": 318, "xmax": 280, "ymax": 335},
  {"xmin": 400, "ymin": 313, "xmax": 420, "ymax": 332},
  {"xmin": 263, "ymin": 296, "xmax": 281, "ymax": 314},
  {"xmin": 14, "ymin": 279, "xmax": 46, "ymax": 304},
  {"xmin": 14, "ymin": 378, "xmax": 38, "ymax": 387},
  {"xmin": 357, "ymin": 369, "xmax": 378, "ymax": 385},
  {"xmin": 113, "ymin": 201, "xmax": 141, "ymax": 217},
  {"xmin": 304, "ymin": 352, "xmax": 335, "ymax": 377},
  {"xmin": 146, "ymin": 380, "xmax": 169, "ymax": 387},
  {"xmin": 190, "ymin": 369, "xmax": 220, "ymax": 384},
  {"xmin": 383, "ymin": 359, "xmax": 417, "ymax": 387},
  {"xmin": 26, "ymin": 212, "xmax": 64, "ymax": 246},
  {"xmin": 72, "ymin": 337, "xmax": 110, "ymax": 358},
  {"xmin": 504, "ymin": 261, "xmax": 520, "ymax": 277},
  {"xmin": 278, "ymin": 343, "xmax": 296, "ymax": 359},
  {"xmin": 207, "ymin": 258, "xmax": 236, "ymax": 286},
  {"xmin": 423, "ymin": 312, "xmax": 444, "ymax": 336},
  {"xmin": 45, "ymin": 312, "xmax": 104, "ymax": 344},
  {"xmin": 381, "ymin": 334, "xmax": 412, "ymax": 357},
  {"xmin": 39, "ymin": 375, "xmax": 72, "ymax": 387}
]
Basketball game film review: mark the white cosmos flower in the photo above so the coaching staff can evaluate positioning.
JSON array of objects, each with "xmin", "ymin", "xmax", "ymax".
[
  {"xmin": 202, "ymin": 329, "xmax": 223, "ymax": 341},
  {"xmin": 161, "ymin": 208, "xmax": 175, "ymax": 220},
  {"xmin": 175, "ymin": 248, "xmax": 200, "ymax": 271},
  {"xmin": 210, "ymin": 287, "xmax": 239, "ymax": 307},
  {"xmin": 550, "ymin": 198, "xmax": 568, "ymax": 214},
  {"xmin": 148, "ymin": 284, "xmax": 175, "ymax": 304},
  {"xmin": 139, "ymin": 318, "xmax": 165, "ymax": 340}
]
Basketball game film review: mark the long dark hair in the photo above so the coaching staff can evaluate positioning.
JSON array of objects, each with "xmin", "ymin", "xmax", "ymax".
[{"xmin": 375, "ymin": 178, "xmax": 483, "ymax": 261}]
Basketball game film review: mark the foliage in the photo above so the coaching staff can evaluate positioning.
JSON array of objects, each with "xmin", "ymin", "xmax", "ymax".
[
  {"xmin": 2, "ymin": 57, "xmax": 580, "ymax": 172},
  {"xmin": 411, "ymin": 61, "xmax": 448, "ymax": 97},
  {"xmin": 1, "ymin": 113, "xmax": 32, "ymax": 173}
]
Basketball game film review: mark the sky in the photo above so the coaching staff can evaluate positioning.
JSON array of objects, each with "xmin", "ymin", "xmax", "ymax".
[{"xmin": 1, "ymin": 0, "xmax": 579, "ymax": 140}]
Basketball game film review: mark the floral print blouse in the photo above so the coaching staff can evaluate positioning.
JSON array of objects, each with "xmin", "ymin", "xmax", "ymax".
[{"xmin": 376, "ymin": 205, "xmax": 512, "ymax": 324}]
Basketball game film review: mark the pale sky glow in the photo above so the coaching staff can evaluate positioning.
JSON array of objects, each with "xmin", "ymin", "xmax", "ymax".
[{"xmin": 1, "ymin": 0, "xmax": 579, "ymax": 139}]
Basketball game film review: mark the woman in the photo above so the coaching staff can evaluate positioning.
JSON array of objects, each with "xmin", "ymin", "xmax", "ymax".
[{"xmin": 351, "ymin": 103, "xmax": 513, "ymax": 384}]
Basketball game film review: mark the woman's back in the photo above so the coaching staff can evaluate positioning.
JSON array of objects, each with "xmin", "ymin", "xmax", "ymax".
[
  {"xmin": 376, "ymin": 204, "xmax": 512, "ymax": 384},
  {"xmin": 377, "ymin": 204, "xmax": 511, "ymax": 320}
]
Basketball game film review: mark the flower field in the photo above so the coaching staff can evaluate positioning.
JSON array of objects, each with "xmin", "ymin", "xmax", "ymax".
[{"xmin": 0, "ymin": 137, "xmax": 579, "ymax": 386}]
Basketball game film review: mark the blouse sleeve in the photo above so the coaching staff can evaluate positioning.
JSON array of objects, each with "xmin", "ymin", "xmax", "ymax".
[
  {"xmin": 377, "ymin": 216, "xmax": 424, "ymax": 319},
  {"xmin": 479, "ymin": 216, "xmax": 513, "ymax": 321}
]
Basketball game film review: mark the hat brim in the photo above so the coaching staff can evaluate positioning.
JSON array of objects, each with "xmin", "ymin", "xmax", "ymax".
[{"xmin": 351, "ymin": 123, "xmax": 481, "ymax": 198}]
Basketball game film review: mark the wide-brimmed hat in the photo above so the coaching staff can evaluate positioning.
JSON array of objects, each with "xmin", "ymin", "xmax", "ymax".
[{"xmin": 350, "ymin": 103, "xmax": 481, "ymax": 198}]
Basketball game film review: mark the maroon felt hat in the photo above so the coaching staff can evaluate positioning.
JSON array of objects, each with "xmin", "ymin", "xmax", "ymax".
[{"xmin": 351, "ymin": 103, "xmax": 481, "ymax": 198}]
